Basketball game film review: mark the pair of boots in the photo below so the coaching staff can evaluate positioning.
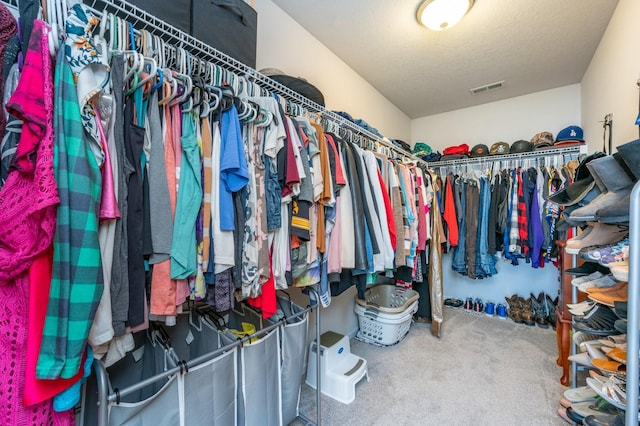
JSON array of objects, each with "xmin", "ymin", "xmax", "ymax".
[
  {"xmin": 529, "ymin": 292, "xmax": 558, "ymax": 329},
  {"xmin": 505, "ymin": 295, "xmax": 534, "ymax": 326},
  {"xmin": 570, "ymin": 139, "xmax": 640, "ymax": 223}
]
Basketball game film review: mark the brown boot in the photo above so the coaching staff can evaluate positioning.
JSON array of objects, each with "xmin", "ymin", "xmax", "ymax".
[
  {"xmin": 519, "ymin": 296, "xmax": 536, "ymax": 326},
  {"xmin": 505, "ymin": 295, "xmax": 523, "ymax": 323}
]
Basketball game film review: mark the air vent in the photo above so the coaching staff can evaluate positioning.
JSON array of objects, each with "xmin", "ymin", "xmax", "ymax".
[{"xmin": 469, "ymin": 80, "xmax": 505, "ymax": 95}]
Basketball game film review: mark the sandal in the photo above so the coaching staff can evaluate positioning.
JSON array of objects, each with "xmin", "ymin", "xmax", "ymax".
[
  {"xmin": 586, "ymin": 377, "xmax": 628, "ymax": 410},
  {"xmin": 591, "ymin": 358, "xmax": 626, "ymax": 376},
  {"xmin": 605, "ymin": 347, "xmax": 629, "ymax": 364}
]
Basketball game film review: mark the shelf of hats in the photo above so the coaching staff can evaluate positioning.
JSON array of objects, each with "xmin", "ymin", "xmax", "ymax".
[{"xmin": 414, "ymin": 125, "xmax": 588, "ymax": 167}]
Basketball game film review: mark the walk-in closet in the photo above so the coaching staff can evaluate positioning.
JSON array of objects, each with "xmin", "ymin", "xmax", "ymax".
[{"xmin": 0, "ymin": 0, "xmax": 638, "ymax": 425}]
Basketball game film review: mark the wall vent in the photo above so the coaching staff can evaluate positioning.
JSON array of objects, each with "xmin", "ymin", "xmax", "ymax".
[{"xmin": 470, "ymin": 80, "xmax": 505, "ymax": 95}]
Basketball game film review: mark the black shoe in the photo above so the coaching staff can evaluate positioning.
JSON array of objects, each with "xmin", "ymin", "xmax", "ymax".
[
  {"xmin": 464, "ymin": 297, "xmax": 473, "ymax": 312},
  {"xmin": 473, "ymin": 298, "xmax": 484, "ymax": 315},
  {"xmin": 566, "ymin": 406, "xmax": 585, "ymax": 424},
  {"xmin": 566, "ymin": 262, "xmax": 610, "ymax": 276}
]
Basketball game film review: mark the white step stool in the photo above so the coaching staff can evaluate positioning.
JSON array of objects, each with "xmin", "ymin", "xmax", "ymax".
[{"xmin": 305, "ymin": 331, "xmax": 369, "ymax": 404}]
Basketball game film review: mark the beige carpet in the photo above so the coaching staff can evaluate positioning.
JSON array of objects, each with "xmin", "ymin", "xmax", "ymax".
[{"xmin": 294, "ymin": 307, "xmax": 567, "ymax": 426}]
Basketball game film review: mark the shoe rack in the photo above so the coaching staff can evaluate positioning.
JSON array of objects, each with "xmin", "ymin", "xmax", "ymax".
[
  {"xmin": 625, "ymin": 181, "xmax": 639, "ymax": 425},
  {"xmin": 554, "ymin": 239, "xmax": 587, "ymax": 386},
  {"xmin": 558, "ymin": 181, "xmax": 640, "ymax": 426}
]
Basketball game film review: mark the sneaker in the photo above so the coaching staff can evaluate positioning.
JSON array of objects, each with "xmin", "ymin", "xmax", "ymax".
[
  {"xmin": 485, "ymin": 302, "xmax": 495, "ymax": 317},
  {"xmin": 473, "ymin": 298, "xmax": 484, "ymax": 315},
  {"xmin": 565, "ymin": 223, "xmax": 627, "ymax": 255},
  {"xmin": 496, "ymin": 303, "xmax": 507, "ymax": 319},
  {"xmin": 579, "ymin": 237, "xmax": 629, "ymax": 266},
  {"xmin": 577, "ymin": 275, "xmax": 618, "ymax": 293},
  {"xmin": 464, "ymin": 297, "xmax": 473, "ymax": 312},
  {"xmin": 571, "ymin": 271, "xmax": 605, "ymax": 287}
]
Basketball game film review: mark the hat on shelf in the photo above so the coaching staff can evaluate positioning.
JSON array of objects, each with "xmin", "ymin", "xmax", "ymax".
[
  {"xmin": 555, "ymin": 125, "xmax": 585, "ymax": 146},
  {"xmin": 260, "ymin": 68, "xmax": 325, "ymax": 106},
  {"xmin": 546, "ymin": 151, "xmax": 607, "ymax": 206},
  {"xmin": 470, "ymin": 144, "xmax": 489, "ymax": 157},
  {"xmin": 442, "ymin": 143, "xmax": 470, "ymax": 156},
  {"xmin": 413, "ymin": 142, "xmax": 432, "ymax": 156},
  {"xmin": 531, "ymin": 131, "xmax": 555, "ymax": 149},
  {"xmin": 510, "ymin": 139, "xmax": 533, "ymax": 153},
  {"xmin": 489, "ymin": 141, "xmax": 510, "ymax": 155}
]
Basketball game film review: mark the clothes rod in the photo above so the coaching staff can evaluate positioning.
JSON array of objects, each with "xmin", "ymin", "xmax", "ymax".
[
  {"xmin": 426, "ymin": 144, "xmax": 586, "ymax": 168},
  {"xmin": 84, "ymin": 0, "xmax": 428, "ymax": 168}
]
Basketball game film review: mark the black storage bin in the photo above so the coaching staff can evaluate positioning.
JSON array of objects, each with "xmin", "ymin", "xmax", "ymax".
[
  {"xmin": 128, "ymin": 0, "xmax": 191, "ymax": 33},
  {"xmin": 128, "ymin": 0, "xmax": 257, "ymax": 68},
  {"xmin": 192, "ymin": 0, "xmax": 257, "ymax": 68}
]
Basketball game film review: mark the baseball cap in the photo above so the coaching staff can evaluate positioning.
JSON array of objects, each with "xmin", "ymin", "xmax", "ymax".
[
  {"xmin": 510, "ymin": 140, "xmax": 533, "ymax": 153},
  {"xmin": 489, "ymin": 142, "xmax": 510, "ymax": 155},
  {"xmin": 531, "ymin": 131, "xmax": 555, "ymax": 149},
  {"xmin": 555, "ymin": 126, "xmax": 585, "ymax": 146},
  {"xmin": 470, "ymin": 144, "xmax": 489, "ymax": 157}
]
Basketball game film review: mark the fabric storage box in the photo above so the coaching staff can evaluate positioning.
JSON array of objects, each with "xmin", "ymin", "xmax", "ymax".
[
  {"xmin": 126, "ymin": 0, "xmax": 258, "ymax": 67},
  {"xmin": 354, "ymin": 285, "xmax": 419, "ymax": 346}
]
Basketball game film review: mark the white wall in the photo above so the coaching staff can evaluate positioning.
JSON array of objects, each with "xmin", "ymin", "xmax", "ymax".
[
  {"xmin": 411, "ymin": 84, "xmax": 581, "ymax": 151},
  {"xmin": 581, "ymin": 0, "xmax": 640, "ymax": 151},
  {"xmin": 253, "ymin": 0, "xmax": 411, "ymax": 142},
  {"xmin": 410, "ymin": 85, "xmax": 581, "ymax": 307}
]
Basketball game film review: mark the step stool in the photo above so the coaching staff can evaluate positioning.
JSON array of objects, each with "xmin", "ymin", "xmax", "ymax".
[{"xmin": 305, "ymin": 331, "xmax": 369, "ymax": 404}]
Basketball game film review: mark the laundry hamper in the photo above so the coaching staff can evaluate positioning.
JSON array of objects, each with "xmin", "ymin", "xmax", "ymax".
[
  {"xmin": 80, "ymin": 312, "xmax": 238, "ymax": 426},
  {"xmin": 354, "ymin": 285, "xmax": 419, "ymax": 346},
  {"xmin": 275, "ymin": 294, "xmax": 309, "ymax": 425},
  {"xmin": 220, "ymin": 304, "xmax": 282, "ymax": 426}
]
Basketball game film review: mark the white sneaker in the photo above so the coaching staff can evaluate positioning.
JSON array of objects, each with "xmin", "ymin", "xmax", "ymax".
[
  {"xmin": 578, "ymin": 275, "xmax": 617, "ymax": 293},
  {"xmin": 571, "ymin": 271, "xmax": 605, "ymax": 287}
]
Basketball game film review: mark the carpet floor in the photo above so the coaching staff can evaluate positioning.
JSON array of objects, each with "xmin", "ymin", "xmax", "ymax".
[{"xmin": 293, "ymin": 307, "xmax": 567, "ymax": 426}]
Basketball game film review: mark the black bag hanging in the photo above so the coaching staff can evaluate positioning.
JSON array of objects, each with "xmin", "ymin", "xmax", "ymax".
[{"xmin": 191, "ymin": 0, "xmax": 258, "ymax": 68}]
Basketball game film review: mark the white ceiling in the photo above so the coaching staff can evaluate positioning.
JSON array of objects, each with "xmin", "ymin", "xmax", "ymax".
[{"xmin": 271, "ymin": 0, "xmax": 619, "ymax": 119}]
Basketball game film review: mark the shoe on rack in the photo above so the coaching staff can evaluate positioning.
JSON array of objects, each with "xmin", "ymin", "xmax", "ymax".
[
  {"xmin": 609, "ymin": 262, "xmax": 629, "ymax": 282},
  {"xmin": 588, "ymin": 283, "xmax": 628, "ymax": 308},
  {"xmin": 564, "ymin": 385, "xmax": 597, "ymax": 403},
  {"xmin": 569, "ymin": 154, "xmax": 635, "ymax": 222},
  {"xmin": 571, "ymin": 398, "xmax": 619, "ymax": 419},
  {"xmin": 578, "ymin": 275, "xmax": 618, "ymax": 293},
  {"xmin": 566, "ymin": 262, "xmax": 611, "ymax": 277},
  {"xmin": 585, "ymin": 281, "xmax": 628, "ymax": 296},
  {"xmin": 565, "ymin": 407, "xmax": 585, "ymax": 424},
  {"xmin": 579, "ymin": 237, "xmax": 629, "ymax": 266},
  {"xmin": 572, "ymin": 271, "xmax": 606, "ymax": 287},
  {"xmin": 565, "ymin": 222, "xmax": 628, "ymax": 255}
]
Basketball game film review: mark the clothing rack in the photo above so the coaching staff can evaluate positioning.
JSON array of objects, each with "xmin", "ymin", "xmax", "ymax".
[
  {"xmin": 426, "ymin": 144, "xmax": 587, "ymax": 168},
  {"xmin": 92, "ymin": 287, "xmax": 323, "ymax": 426},
  {"xmin": 83, "ymin": 0, "xmax": 430, "ymax": 169}
]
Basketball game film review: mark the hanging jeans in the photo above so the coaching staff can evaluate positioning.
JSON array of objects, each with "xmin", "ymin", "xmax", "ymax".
[
  {"xmin": 465, "ymin": 180, "xmax": 479, "ymax": 279},
  {"xmin": 451, "ymin": 177, "xmax": 467, "ymax": 274},
  {"xmin": 476, "ymin": 177, "xmax": 498, "ymax": 277}
]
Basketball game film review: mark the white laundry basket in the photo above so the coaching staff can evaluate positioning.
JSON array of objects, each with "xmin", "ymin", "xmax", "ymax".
[{"xmin": 355, "ymin": 285, "xmax": 419, "ymax": 346}]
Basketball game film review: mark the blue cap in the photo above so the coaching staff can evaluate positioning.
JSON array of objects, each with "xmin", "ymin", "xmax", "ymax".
[{"xmin": 556, "ymin": 125, "xmax": 584, "ymax": 142}]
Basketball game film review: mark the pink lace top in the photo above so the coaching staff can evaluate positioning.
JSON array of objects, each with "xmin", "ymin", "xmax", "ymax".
[{"xmin": 0, "ymin": 21, "xmax": 74, "ymax": 425}]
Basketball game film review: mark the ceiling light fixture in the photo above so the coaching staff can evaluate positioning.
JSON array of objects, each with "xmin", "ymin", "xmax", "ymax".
[{"xmin": 417, "ymin": 0, "xmax": 474, "ymax": 31}]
